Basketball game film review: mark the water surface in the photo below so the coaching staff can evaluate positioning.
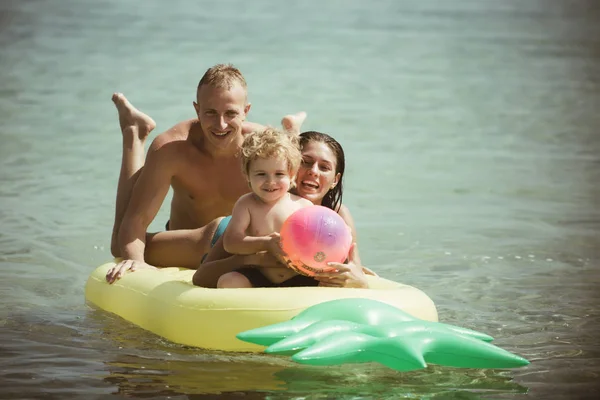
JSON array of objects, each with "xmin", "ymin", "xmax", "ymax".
[{"xmin": 1, "ymin": 0, "xmax": 599, "ymax": 398}]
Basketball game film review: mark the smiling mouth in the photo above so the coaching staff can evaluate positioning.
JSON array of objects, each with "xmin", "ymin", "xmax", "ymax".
[
  {"xmin": 212, "ymin": 131, "xmax": 229, "ymax": 137},
  {"xmin": 300, "ymin": 181, "xmax": 319, "ymax": 190}
]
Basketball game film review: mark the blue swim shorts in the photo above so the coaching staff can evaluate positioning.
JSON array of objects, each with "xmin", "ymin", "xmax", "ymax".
[
  {"xmin": 165, "ymin": 215, "xmax": 231, "ymax": 245},
  {"xmin": 200, "ymin": 216, "xmax": 231, "ymax": 263},
  {"xmin": 211, "ymin": 216, "xmax": 231, "ymax": 247}
]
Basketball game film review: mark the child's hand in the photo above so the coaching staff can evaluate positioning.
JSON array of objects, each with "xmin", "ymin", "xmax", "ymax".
[
  {"xmin": 265, "ymin": 232, "xmax": 294, "ymax": 267},
  {"xmin": 265, "ymin": 232, "xmax": 282, "ymax": 255}
]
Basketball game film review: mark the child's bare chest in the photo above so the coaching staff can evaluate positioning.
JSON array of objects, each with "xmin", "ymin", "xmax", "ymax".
[{"xmin": 248, "ymin": 200, "xmax": 299, "ymax": 236}]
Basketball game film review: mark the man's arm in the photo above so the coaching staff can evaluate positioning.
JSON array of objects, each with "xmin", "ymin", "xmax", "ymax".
[
  {"xmin": 118, "ymin": 140, "xmax": 174, "ymax": 260},
  {"xmin": 106, "ymin": 139, "xmax": 174, "ymax": 284}
]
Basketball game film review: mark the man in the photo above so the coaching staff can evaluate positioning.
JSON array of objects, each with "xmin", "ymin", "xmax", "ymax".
[{"xmin": 107, "ymin": 64, "xmax": 305, "ymax": 283}]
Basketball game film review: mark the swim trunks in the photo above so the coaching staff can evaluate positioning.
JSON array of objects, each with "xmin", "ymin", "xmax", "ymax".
[
  {"xmin": 165, "ymin": 216, "xmax": 231, "ymax": 246},
  {"xmin": 233, "ymin": 267, "xmax": 319, "ymax": 288},
  {"xmin": 165, "ymin": 217, "xmax": 231, "ymax": 262},
  {"xmin": 200, "ymin": 216, "xmax": 232, "ymax": 262},
  {"xmin": 211, "ymin": 216, "xmax": 231, "ymax": 247}
]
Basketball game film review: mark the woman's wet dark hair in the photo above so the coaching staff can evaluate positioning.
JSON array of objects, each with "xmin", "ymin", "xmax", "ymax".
[{"xmin": 298, "ymin": 131, "xmax": 345, "ymax": 212}]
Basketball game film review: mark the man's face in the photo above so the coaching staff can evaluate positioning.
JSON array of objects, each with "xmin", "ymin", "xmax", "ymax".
[{"xmin": 194, "ymin": 83, "xmax": 251, "ymax": 152}]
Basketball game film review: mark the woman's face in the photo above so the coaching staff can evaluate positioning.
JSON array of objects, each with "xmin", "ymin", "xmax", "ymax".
[{"xmin": 294, "ymin": 141, "xmax": 340, "ymax": 205}]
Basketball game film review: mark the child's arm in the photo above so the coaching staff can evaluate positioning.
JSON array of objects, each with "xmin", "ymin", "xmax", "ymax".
[{"xmin": 223, "ymin": 196, "xmax": 277, "ymax": 255}]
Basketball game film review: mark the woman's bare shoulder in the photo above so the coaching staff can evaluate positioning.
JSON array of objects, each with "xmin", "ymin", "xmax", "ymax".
[{"xmin": 338, "ymin": 203, "xmax": 352, "ymax": 216}]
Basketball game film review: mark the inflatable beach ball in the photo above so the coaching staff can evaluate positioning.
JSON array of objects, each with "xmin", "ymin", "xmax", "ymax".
[{"xmin": 280, "ymin": 206, "xmax": 353, "ymax": 276}]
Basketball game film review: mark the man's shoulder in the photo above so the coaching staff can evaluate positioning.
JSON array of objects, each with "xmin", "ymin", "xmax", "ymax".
[{"xmin": 149, "ymin": 119, "xmax": 198, "ymax": 151}]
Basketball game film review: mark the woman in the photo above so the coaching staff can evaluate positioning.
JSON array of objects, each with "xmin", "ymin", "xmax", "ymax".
[{"xmin": 193, "ymin": 131, "xmax": 374, "ymax": 288}]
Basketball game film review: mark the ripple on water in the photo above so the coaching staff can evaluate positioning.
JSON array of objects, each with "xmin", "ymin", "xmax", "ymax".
[{"xmin": 1, "ymin": 0, "xmax": 600, "ymax": 398}]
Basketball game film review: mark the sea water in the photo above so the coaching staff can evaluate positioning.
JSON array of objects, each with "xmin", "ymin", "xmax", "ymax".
[{"xmin": 1, "ymin": 0, "xmax": 599, "ymax": 398}]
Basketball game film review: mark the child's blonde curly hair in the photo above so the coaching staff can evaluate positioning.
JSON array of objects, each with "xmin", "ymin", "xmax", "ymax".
[{"xmin": 241, "ymin": 128, "xmax": 301, "ymax": 188}]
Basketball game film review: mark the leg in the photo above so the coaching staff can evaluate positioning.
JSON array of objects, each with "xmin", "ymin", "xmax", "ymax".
[
  {"xmin": 110, "ymin": 93, "xmax": 156, "ymax": 257},
  {"xmin": 241, "ymin": 112, "xmax": 307, "ymax": 136},
  {"xmin": 242, "ymin": 121, "xmax": 267, "ymax": 134},
  {"xmin": 281, "ymin": 112, "xmax": 307, "ymax": 135},
  {"xmin": 217, "ymin": 272, "xmax": 253, "ymax": 288},
  {"xmin": 218, "ymin": 267, "xmax": 274, "ymax": 288},
  {"xmin": 144, "ymin": 217, "xmax": 225, "ymax": 269}
]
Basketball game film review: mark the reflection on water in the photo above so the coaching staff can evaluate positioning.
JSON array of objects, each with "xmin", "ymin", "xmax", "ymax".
[
  {"xmin": 102, "ymin": 351, "xmax": 527, "ymax": 399},
  {"xmin": 104, "ymin": 357, "xmax": 286, "ymax": 397},
  {"xmin": 0, "ymin": 306, "xmax": 528, "ymax": 398},
  {"xmin": 85, "ymin": 308, "xmax": 526, "ymax": 398}
]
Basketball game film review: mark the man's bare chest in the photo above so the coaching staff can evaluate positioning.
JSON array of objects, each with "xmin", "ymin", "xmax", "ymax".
[{"xmin": 172, "ymin": 161, "xmax": 249, "ymax": 204}]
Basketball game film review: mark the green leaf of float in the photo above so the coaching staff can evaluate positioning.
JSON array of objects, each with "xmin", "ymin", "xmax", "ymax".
[
  {"xmin": 291, "ymin": 332, "xmax": 427, "ymax": 371},
  {"xmin": 266, "ymin": 319, "xmax": 494, "ymax": 355},
  {"xmin": 291, "ymin": 331, "xmax": 530, "ymax": 371},
  {"xmin": 240, "ymin": 298, "xmax": 457, "ymax": 346},
  {"xmin": 265, "ymin": 320, "xmax": 362, "ymax": 354},
  {"xmin": 292, "ymin": 332, "xmax": 428, "ymax": 371},
  {"xmin": 237, "ymin": 298, "xmax": 493, "ymax": 347}
]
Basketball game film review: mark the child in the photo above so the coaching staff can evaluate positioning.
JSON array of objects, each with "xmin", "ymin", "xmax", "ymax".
[{"xmin": 221, "ymin": 128, "xmax": 315, "ymax": 287}]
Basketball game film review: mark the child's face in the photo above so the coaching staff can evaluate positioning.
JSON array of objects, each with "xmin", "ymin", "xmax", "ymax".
[{"xmin": 248, "ymin": 156, "xmax": 293, "ymax": 203}]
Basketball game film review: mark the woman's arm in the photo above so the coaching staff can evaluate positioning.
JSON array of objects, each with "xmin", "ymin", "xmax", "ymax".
[
  {"xmin": 338, "ymin": 205, "xmax": 377, "ymax": 277},
  {"xmin": 338, "ymin": 204, "xmax": 362, "ymax": 266},
  {"xmin": 192, "ymin": 235, "xmax": 280, "ymax": 288},
  {"xmin": 310, "ymin": 204, "xmax": 378, "ymax": 288}
]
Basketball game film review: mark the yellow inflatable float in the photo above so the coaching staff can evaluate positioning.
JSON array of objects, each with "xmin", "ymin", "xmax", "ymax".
[{"xmin": 85, "ymin": 260, "xmax": 438, "ymax": 352}]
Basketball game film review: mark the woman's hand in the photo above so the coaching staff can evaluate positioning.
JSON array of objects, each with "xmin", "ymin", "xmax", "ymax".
[
  {"xmin": 314, "ymin": 261, "xmax": 369, "ymax": 288},
  {"xmin": 245, "ymin": 252, "xmax": 282, "ymax": 268},
  {"xmin": 362, "ymin": 266, "xmax": 378, "ymax": 276},
  {"xmin": 344, "ymin": 242, "xmax": 377, "ymax": 277}
]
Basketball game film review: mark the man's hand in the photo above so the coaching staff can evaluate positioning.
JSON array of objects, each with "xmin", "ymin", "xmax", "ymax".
[{"xmin": 106, "ymin": 260, "xmax": 156, "ymax": 284}]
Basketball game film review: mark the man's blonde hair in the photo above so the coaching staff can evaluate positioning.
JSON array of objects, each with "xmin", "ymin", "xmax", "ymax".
[
  {"xmin": 197, "ymin": 64, "xmax": 247, "ymax": 93},
  {"xmin": 241, "ymin": 128, "xmax": 301, "ymax": 187}
]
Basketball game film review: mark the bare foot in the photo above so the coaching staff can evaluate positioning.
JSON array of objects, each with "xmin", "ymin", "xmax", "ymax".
[
  {"xmin": 281, "ymin": 111, "xmax": 307, "ymax": 135},
  {"xmin": 112, "ymin": 93, "xmax": 156, "ymax": 141}
]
